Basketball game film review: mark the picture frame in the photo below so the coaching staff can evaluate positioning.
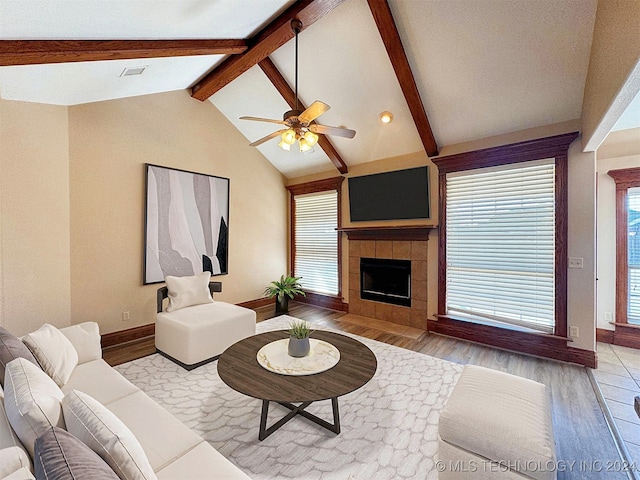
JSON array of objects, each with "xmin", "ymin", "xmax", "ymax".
[{"xmin": 144, "ymin": 163, "xmax": 230, "ymax": 285}]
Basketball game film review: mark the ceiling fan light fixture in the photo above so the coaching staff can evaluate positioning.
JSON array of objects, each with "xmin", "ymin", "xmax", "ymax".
[
  {"xmin": 303, "ymin": 130, "xmax": 319, "ymax": 147},
  {"xmin": 278, "ymin": 140, "xmax": 291, "ymax": 151},
  {"xmin": 299, "ymin": 138, "xmax": 312, "ymax": 153},
  {"xmin": 281, "ymin": 129, "xmax": 296, "ymax": 145},
  {"xmin": 380, "ymin": 111, "xmax": 393, "ymax": 124}
]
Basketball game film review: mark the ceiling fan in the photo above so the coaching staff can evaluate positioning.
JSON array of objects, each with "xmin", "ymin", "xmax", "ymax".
[{"xmin": 240, "ymin": 19, "xmax": 356, "ymax": 153}]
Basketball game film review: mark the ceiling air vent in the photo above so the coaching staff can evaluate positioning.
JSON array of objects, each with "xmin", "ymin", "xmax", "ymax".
[{"xmin": 120, "ymin": 66, "xmax": 146, "ymax": 77}]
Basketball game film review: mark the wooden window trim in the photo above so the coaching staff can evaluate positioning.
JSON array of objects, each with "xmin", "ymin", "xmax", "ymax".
[
  {"xmin": 607, "ymin": 167, "xmax": 640, "ymax": 348},
  {"xmin": 286, "ymin": 177, "xmax": 345, "ymax": 302},
  {"xmin": 429, "ymin": 132, "xmax": 595, "ymax": 366}
]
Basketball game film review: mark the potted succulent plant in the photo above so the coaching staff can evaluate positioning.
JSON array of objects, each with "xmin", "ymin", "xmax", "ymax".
[
  {"xmin": 264, "ymin": 275, "xmax": 306, "ymax": 315},
  {"xmin": 287, "ymin": 319, "xmax": 312, "ymax": 357}
]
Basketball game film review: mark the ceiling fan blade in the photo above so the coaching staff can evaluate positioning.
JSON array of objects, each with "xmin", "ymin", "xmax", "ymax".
[
  {"xmin": 309, "ymin": 124, "xmax": 356, "ymax": 139},
  {"xmin": 249, "ymin": 129, "xmax": 287, "ymax": 147},
  {"xmin": 298, "ymin": 101, "xmax": 330, "ymax": 124},
  {"xmin": 240, "ymin": 116, "xmax": 286, "ymax": 125}
]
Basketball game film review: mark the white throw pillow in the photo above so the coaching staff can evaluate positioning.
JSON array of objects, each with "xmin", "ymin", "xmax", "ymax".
[
  {"xmin": 59, "ymin": 322, "xmax": 102, "ymax": 365},
  {"xmin": 22, "ymin": 324, "xmax": 78, "ymax": 386},
  {"xmin": 3, "ymin": 358, "xmax": 65, "ymax": 458},
  {"xmin": 3, "ymin": 466, "xmax": 35, "ymax": 480},
  {"xmin": 165, "ymin": 272, "xmax": 214, "ymax": 312},
  {"xmin": 62, "ymin": 390, "xmax": 157, "ymax": 480}
]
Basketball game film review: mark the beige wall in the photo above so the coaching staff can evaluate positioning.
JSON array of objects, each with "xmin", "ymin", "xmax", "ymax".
[
  {"xmin": 69, "ymin": 90, "xmax": 288, "ymax": 334},
  {"xmin": 0, "ymin": 99, "xmax": 71, "ymax": 335},
  {"xmin": 596, "ymin": 128, "xmax": 640, "ymax": 331},
  {"xmin": 581, "ymin": 0, "xmax": 640, "ymax": 151}
]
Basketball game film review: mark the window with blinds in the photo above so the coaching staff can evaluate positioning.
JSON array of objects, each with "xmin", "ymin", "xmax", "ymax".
[
  {"xmin": 628, "ymin": 187, "xmax": 640, "ymax": 324},
  {"xmin": 445, "ymin": 158, "xmax": 556, "ymax": 333},
  {"xmin": 294, "ymin": 190, "xmax": 339, "ymax": 296}
]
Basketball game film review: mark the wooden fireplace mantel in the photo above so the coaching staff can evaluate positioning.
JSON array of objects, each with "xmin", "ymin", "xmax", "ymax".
[{"xmin": 336, "ymin": 225, "xmax": 436, "ymax": 241}]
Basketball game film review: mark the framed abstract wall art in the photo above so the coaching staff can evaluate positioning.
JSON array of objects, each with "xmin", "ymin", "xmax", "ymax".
[{"xmin": 144, "ymin": 164, "xmax": 229, "ymax": 284}]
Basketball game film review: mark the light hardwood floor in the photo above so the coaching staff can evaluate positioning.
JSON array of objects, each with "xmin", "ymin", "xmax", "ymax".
[{"xmin": 103, "ymin": 302, "xmax": 633, "ymax": 480}]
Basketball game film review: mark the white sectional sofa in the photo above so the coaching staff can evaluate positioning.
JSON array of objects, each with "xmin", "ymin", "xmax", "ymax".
[{"xmin": 0, "ymin": 321, "xmax": 251, "ymax": 480}]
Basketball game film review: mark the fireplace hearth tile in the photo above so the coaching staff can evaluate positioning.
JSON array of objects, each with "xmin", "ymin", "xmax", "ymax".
[
  {"xmin": 349, "ymin": 257, "xmax": 360, "ymax": 274},
  {"xmin": 410, "ymin": 309, "xmax": 428, "ymax": 329},
  {"xmin": 412, "ymin": 260, "xmax": 428, "ymax": 280},
  {"xmin": 375, "ymin": 302, "xmax": 394, "ymax": 321},
  {"xmin": 411, "ymin": 241, "xmax": 428, "ymax": 261},
  {"xmin": 375, "ymin": 241, "xmax": 393, "ymax": 259},
  {"xmin": 392, "ymin": 305, "xmax": 412, "ymax": 326},
  {"xmin": 361, "ymin": 241, "xmax": 376, "ymax": 258},
  {"xmin": 412, "ymin": 280, "xmax": 428, "ymax": 301},
  {"xmin": 349, "ymin": 240, "xmax": 361, "ymax": 257},
  {"xmin": 392, "ymin": 241, "xmax": 411, "ymax": 259},
  {"xmin": 360, "ymin": 300, "xmax": 377, "ymax": 318}
]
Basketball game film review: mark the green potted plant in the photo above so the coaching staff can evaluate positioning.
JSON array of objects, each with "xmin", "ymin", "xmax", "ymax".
[
  {"xmin": 264, "ymin": 274, "xmax": 306, "ymax": 315},
  {"xmin": 287, "ymin": 319, "xmax": 312, "ymax": 357}
]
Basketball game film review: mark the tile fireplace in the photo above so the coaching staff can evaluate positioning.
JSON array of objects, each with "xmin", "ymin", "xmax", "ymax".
[{"xmin": 344, "ymin": 229, "xmax": 430, "ymax": 329}]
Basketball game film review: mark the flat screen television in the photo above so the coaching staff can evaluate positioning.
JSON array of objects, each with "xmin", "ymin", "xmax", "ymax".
[{"xmin": 348, "ymin": 166, "xmax": 430, "ymax": 222}]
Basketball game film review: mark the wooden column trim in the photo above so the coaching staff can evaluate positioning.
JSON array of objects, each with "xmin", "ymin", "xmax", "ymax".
[
  {"xmin": 191, "ymin": 0, "xmax": 346, "ymax": 101},
  {"xmin": 258, "ymin": 57, "xmax": 348, "ymax": 174},
  {"xmin": 0, "ymin": 40, "xmax": 248, "ymax": 66},
  {"xmin": 366, "ymin": 0, "xmax": 438, "ymax": 157}
]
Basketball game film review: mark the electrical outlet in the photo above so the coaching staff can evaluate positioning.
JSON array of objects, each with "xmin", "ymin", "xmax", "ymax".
[
  {"xmin": 122, "ymin": 311, "xmax": 130, "ymax": 322},
  {"xmin": 568, "ymin": 257, "xmax": 584, "ymax": 269},
  {"xmin": 604, "ymin": 311, "xmax": 613, "ymax": 322},
  {"xmin": 570, "ymin": 326, "xmax": 579, "ymax": 338}
]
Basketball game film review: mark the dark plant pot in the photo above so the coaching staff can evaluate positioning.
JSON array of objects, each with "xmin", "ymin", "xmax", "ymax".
[
  {"xmin": 288, "ymin": 336, "xmax": 310, "ymax": 357},
  {"xmin": 275, "ymin": 295, "xmax": 289, "ymax": 315}
]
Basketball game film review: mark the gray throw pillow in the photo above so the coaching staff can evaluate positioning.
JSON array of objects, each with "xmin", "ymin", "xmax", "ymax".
[
  {"xmin": 0, "ymin": 326, "xmax": 38, "ymax": 387},
  {"xmin": 34, "ymin": 427, "xmax": 119, "ymax": 480}
]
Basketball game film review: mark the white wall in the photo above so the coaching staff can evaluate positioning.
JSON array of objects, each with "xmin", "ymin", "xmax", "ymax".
[{"xmin": 567, "ymin": 139, "xmax": 597, "ymax": 351}]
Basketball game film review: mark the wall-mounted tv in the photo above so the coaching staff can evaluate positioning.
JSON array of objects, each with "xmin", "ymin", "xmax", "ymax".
[{"xmin": 348, "ymin": 166, "xmax": 430, "ymax": 222}]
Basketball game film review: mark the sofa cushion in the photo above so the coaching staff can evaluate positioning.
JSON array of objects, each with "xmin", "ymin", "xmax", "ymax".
[
  {"xmin": 2, "ymin": 466, "xmax": 35, "ymax": 480},
  {"xmin": 33, "ymin": 427, "xmax": 119, "ymax": 480},
  {"xmin": 164, "ymin": 272, "xmax": 213, "ymax": 312},
  {"xmin": 104, "ymin": 390, "xmax": 202, "ymax": 472},
  {"xmin": 22, "ymin": 324, "xmax": 78, "ymax": 387},
  {"xmin": 62, "ymin": 390, "xmax": 156, "ymax": 480},
  {"xmin": 0, "ymin": 327, "xmax": 38, "ymax": 388},
  {"xmin": 61, "ymin": 359, "xmax": 139, "ymax": 406},
  {"xmin": 4, "ymin": 358, "xmax": 66, "ymax": 458},
  {"xmin": 155, "ymin": 442, "xmax": 251, "ymax": 480},
  {"xmin": 59, "ymin": 323, "xmax": 102, "ymax": 365},
  {"xmin": 0, "ymin": 446, "xmax": 33, "ymax": 479}
]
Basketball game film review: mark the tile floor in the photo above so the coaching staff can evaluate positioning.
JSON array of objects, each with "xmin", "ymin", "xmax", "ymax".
[{"xmin": 593, "ymin": 343, "xmax": 640, "ymax": 468}]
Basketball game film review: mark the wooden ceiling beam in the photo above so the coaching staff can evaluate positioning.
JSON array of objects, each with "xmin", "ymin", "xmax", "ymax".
[
  {"xmin": 191, "ymin": 0, "xmax": 346, "ymax": 102},
  {"xmin": 259, "ymin": 57, "xmax": 348, "ymax": 174},
  {"xmin": 0, "ymin": 40, "xmax": 248, "ymax": 66},
  {"xmin": 367, "ymin": 0, "xmax": 439, "ymax": 157}
]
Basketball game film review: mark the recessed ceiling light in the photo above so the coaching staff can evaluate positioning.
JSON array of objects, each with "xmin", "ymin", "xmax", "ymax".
[
  {"xmin": 379, "ymin": 111, "xmax": 393, "ymax": 124},
  {"xmin": 120, "ymin": 66, "xmax": 147, "ymax": 77}
]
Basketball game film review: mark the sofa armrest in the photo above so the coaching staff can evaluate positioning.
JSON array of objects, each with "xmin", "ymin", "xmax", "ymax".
[{"xmin": 59, "ymin": 323, "xmax": 102, "ymax": 364}]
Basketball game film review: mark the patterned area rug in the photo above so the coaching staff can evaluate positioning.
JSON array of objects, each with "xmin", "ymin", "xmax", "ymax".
[{"xmin": 115, "ymin": 315, "xmax": 463, "ymax": 480}]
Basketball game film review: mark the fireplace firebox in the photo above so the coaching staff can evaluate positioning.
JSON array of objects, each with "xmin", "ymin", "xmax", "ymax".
[{"xmin": 360, "ymin": 257, "xmax": 411, "ymax": 307}]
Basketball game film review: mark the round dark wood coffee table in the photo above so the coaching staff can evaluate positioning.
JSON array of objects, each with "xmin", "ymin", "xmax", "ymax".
[{"xmin": 218, "ymin": 330, "xmax": 377, "ymax": 440}]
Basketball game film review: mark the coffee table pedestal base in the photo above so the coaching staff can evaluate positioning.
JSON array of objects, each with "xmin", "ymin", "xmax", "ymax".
[{"xmin": 259, "ymin": 397, "xmax": 341, "ymax": 441}]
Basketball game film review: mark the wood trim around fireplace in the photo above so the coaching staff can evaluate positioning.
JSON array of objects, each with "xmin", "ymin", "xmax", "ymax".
[{"xmin": 337, "ymin": 225, "xmax": 435, "ymax": 241}]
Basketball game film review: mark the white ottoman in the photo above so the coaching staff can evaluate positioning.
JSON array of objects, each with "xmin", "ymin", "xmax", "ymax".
[
  {"xmin": 156, "ymin": 302, "xmax": 256, "ymax": 370},
  {"xmin": 438, "ymin": 365, "xmax": 557, "ymax": 480}
]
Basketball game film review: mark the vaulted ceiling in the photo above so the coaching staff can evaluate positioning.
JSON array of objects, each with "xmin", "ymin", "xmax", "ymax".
[{"xmin": 1, "ymin": 0, "xmax": 634, "ymax": 179}]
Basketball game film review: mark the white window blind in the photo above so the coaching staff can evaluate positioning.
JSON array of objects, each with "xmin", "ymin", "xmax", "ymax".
[
  {"xmin": 294, "ymin": 190, "xmax": 339, "ymax": 296},
  {"xmin": 628, "ymin": 187, "xmax": 640, "ymax": 324},
  {"xmin": 446, "ymin": 159, "xmax": 556, "ymax": 333}
]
